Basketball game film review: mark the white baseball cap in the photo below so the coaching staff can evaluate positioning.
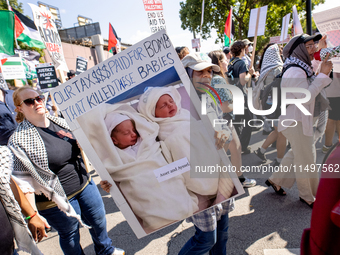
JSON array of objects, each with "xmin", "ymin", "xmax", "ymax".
[{"xmin": 182, "ymin": 52, "xmax": 220, "ymax": 72}]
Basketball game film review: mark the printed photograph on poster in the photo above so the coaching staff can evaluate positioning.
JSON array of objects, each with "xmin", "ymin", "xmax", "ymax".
[{"xmin": 51, "ymin": 30, "xmax": 244, "ymax": 238}]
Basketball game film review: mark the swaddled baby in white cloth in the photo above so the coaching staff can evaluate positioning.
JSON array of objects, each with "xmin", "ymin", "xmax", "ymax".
[
  {"xmin": 102, "ymin": 105, "xmax": 199, "ymax": 232},
  {"xmin": 138, "ymin": 86, "xmax": 234, "ymax": 200}
]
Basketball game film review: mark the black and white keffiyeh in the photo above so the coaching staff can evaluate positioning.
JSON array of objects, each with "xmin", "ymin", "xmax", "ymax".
[
  {"xmin": 284, "ymin": 56, "xmax": 331, "ymax": 117},
  {"xmin": 0, "ymin": 146, "xmax": 42, "ymax": 254},
  {"xmin": 258, "ymin": 44, "xmax": 283, "ymax": 82},
  {"xmin": 8, "ymin": 115, "xmax": 89, "ymax": 228},
  {"xmin": 283, "ymin": 56, "xmax": 315, "ymax": 78}
]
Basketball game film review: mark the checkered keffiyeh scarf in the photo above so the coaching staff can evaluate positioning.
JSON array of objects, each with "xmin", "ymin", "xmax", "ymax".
[
  {"xmin": 0, "ymin": 146, "xmax": 43, "ymax": 254},
  {"xmin": 8, "ymin": 115, "xmax": 89, "ymax": 228},
  {"xmin": 258, "ymin": 44, "xmax": 283, "ymax": 83}
]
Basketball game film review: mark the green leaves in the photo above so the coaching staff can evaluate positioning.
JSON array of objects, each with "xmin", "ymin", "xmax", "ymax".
[{"xmin": 179, "ymin": 0, "xmax": 325, "ymax": 52}]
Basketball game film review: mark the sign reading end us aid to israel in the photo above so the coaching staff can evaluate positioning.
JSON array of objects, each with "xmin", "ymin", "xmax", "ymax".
[
  {"xmin": 51, "ymin": 30, "xmax": 176, "ymax": 127},
  {"xmin": 143, "ymin": 0, "xmax": 166, "ymax": 33}
]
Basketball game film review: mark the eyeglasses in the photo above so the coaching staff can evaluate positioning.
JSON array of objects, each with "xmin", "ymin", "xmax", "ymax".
[
  {"xmin": 19, "ymin": 95, "xmax": 45, "ymax": 106},
  {"xmin": 305, "ymin": 41, "xmax": 319, "ymax": 50}
]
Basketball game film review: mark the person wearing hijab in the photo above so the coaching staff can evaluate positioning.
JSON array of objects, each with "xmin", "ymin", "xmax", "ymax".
[
  {"xmin": 265, "ymin": 34, "xmax": 333, "ymax": 207},
  {"xmin": 253, "ymin": 43, "xmax": 287, "ymax": 166}
]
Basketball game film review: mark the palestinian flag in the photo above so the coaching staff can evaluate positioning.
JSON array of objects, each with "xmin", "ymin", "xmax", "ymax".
[
  {"xmin": 108, "ymin": 23, "xmax": 121, "ymax": 54},
  {"xmin": 0, "ymin": 10, "xmax": 15, "ymax": 55},
  {"xmin": 224, "ymin": 7, "xmax": 235, "ymax": 47},
  {"xmin": 12, "ymin": 8, "xmax": 45, "ymax": 49}
]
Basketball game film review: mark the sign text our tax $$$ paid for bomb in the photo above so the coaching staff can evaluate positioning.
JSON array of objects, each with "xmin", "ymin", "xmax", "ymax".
[{"xmin": 50, "ymin": 31, "xmax": 175, "ymax": 124}]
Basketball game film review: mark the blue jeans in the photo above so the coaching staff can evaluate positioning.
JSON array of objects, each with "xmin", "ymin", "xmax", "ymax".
[
  {"xmin": 179, "ymin": 213, "xmax": 229, "ymax": 255},
  {"xmin": 39, "ymin": 179, "xmax": 114, "ymax": 255}
]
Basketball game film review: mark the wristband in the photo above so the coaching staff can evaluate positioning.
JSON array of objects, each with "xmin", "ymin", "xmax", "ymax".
[{"xmin": 25, "ymin": 211, "xmax": 37, "ymax": 220}]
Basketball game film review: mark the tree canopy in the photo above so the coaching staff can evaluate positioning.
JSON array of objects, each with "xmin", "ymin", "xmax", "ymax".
[
  {"xmin": 179, "ymin": 0, "xmax": 325, "ymax": 53},
  {"xmin": 0, "ymin": 0, "xmax": 23, "ymax": 12}
]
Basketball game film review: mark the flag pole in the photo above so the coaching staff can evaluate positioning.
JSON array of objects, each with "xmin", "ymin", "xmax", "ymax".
[
  {"xmin": 199, "ymin": 0, "xmax": 205, "ymax": 52},
  {"xmin": 6, "ymin": 0, "xmax": 20, "ymax": 50},
  {"xmin": 247, "ymin": 7, "xmax": 261, "ymax": 88}
]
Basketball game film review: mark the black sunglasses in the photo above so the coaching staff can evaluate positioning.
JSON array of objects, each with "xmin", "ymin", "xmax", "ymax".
[{"xmin": 19, "ymin": 95, "xmax": 45, "ymax": 106}]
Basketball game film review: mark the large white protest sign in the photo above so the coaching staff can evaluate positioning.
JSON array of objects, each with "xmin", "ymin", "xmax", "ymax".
[
  {"xmin": 247, "ymin": 6, "xmax": 268, "ymax": 37},
  {"xmin": 29, "ymin": 3, "xmax": 69, "ymax": 72},
  {"xmin": 313, "ymin": 6, "xmax": 340, "ymax": 72},
  {"xmin": 280, "ymin": 13, "xmax": 291, "ymax": 43},
  {"xmin": 51, "ymin": 30, "xmax": 243, "ymax": 238}
]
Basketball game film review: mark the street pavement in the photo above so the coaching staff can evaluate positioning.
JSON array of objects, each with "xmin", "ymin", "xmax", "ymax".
[{"xmin": 18, "ymin": 127, "xmax": 336, "ymax": 255}]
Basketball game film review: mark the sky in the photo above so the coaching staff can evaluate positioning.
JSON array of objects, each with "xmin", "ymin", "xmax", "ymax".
[{"xmin": 18, "ymin": 0, "xmax": 340, "ymax": 53}]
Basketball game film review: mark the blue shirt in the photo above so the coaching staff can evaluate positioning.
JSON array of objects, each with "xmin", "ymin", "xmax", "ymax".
[{"xmin": 0, "ymin": 90, "xmax": 17, "ymax": 145}]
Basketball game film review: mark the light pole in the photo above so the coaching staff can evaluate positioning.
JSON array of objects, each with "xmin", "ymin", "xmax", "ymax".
[{"xmin": 306, "ymin": 0, "xmax": 312, "ymax": 35}]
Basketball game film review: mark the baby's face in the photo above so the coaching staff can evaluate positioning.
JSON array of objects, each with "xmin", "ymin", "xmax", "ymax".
[
  {"xmin": 155, "ymin": 94, "xmax": 178, "ymax": 118},
  {"xmin": 111, "ymin": 120, "xmax": 138, "ymax": 149}
]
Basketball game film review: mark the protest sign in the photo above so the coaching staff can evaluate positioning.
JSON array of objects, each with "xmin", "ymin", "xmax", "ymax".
[
  {"xmin": 51, "ymin": 30, "xmax": 243, "ymax": 238},
  {"xmin": 76, "ymin": 56, "xmax": 88, "ymax": 75},
  {"xmin": 36, "ymin": 63, "xmax": 58, "ymax": 89},
  {"xmin": 292, "ymin": 5, "xmax": 303, "ymax": 35},
  {"xmin": 142, "ymin": 0, "xmax": 166, "ymax": 33},
  {"xmin": 191, "ymin": 38, "xmax": 200, "ymax": 49},
  {"xmin": 313, "ymin": 6, "xmax": 340, "ymax": 72},
  {"xmin": 280, "ymin": 13, "xmax": 291, "ymax": 43},
  {"xmin": 15, "ymin": 49, "xmax": 40, "ymax": 80},
  {"xmin": 28, "ymin": 3, "xmax": 69, "ymax": 72},
  {"xmin": 0, "ymin": 57, "xmax": 26, "ymax": 80},
  {"xmin": 270, "ymin": 36, "xmax": 290, "ymax": 44},
  {"xmin": 247, "ymin": 5, "xmax": 268, "ymax": 38},
  {"xmin": 0, "ymin": 67, "xmax": 7, "ymax": 90}
]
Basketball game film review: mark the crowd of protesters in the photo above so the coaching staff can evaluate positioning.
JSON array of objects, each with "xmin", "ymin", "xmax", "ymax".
[{"xmin": 0, "ymin": 30, "xmax": 339, "ymax": 255}]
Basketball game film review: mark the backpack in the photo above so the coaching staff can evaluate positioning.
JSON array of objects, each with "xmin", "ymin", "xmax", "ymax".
[
  {"xmin": 260, "ymin": 64, "xmax": 309, "ymax": 119},
  {"xmin": 226, "ymin": 58, "xmax": 243, "ymax": 86}
]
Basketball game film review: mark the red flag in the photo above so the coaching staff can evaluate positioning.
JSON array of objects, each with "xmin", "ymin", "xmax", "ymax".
[
  {"xmin": 14, "ymin": 14, "xmax": 24, "ymax": 38},
  {"xmin": 108, "ymin": 23, "xmax": 117, "ymax": 53}
]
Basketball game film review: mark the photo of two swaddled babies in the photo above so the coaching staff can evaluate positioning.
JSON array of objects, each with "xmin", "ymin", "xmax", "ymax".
[{"xmin": 103, "ymin": 86, "xmax": 234, "ymax": 231}]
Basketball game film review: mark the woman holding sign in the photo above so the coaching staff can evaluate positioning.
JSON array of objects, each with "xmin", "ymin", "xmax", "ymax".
[{"xmin": 8, "ymin": 86, "xmax": 124, "ymax": 255}]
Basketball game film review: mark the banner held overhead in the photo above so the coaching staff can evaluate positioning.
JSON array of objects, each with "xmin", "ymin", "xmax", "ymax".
[{"xmin": 28, "ymin": 3, "xmax": 69, "ymax": 72}]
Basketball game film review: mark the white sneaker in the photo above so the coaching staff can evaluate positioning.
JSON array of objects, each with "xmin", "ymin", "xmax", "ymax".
[
  {"xmin": 322, "ymin": 145, "xmax": 332, "ymax": 154},
  {"xmin": 112, "ymin": 248, "xmax": 125, "ymax": 255},
  {"xmin": 242, "ymin": 178, "xmax": 256, "ymax": 188}
]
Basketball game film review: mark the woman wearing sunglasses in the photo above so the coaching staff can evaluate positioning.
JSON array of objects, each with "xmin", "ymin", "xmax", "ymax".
[{"xmin": 8, "ymin": 87, "xmax": 124, "ymax": 255}]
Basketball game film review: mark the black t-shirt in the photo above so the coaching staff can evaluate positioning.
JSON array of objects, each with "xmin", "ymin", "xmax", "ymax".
[
  {"xmin": 229, "ymin": 57, "xmax": 248, "ymax": 78},
  {"xmin": 35, "ymin": 121, "xmax": 88, "ymax": 202},
  {"xmin": 0, "ymin": 201, "xmax": 14, "ymax": 255}
]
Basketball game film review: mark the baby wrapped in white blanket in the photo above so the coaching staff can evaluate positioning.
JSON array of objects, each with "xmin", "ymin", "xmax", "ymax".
[
  {"xmin": 80, "ymin": 103, "xmax": 198, "ymax": 232},
  {"xmin": 138, "ymin": 86, "xmax": 234, "ymax": 199}
]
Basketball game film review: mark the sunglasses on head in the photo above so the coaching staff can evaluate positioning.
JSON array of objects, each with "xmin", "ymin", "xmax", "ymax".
[{"xmin": 19, "ymin": 95, "xmax": 45, "ymax": 106}]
